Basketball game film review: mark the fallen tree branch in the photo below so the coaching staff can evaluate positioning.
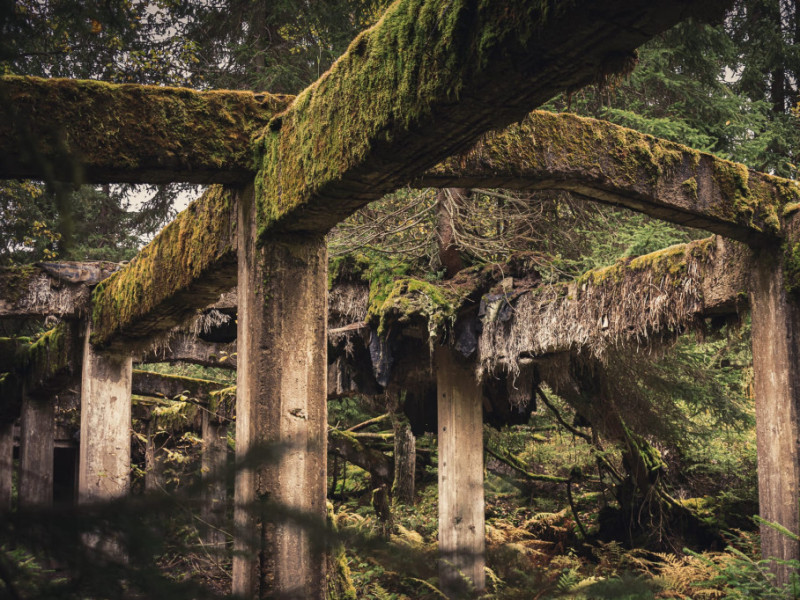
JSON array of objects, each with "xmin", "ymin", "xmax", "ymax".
[
  {"xmin": 536, "ymin": 388, "xmax": 592, "ymax": 442},
  {"xmin": 347, "ymin": 413, "xmax": 391, "ymax": 432},
  {"xmin": 485, "ymin": 446, "xmax": 568, "ymax": 484}
]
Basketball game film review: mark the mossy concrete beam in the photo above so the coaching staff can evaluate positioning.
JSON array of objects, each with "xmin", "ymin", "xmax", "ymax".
[
  {"xmin": 90, "ymin": 185, "xmax": 240, "ymax": 350},
  {"xmin": 0, "ymin": 262, "xmax": 118, "ymax": 319},
  {"xmin": 0, "ymin": 76, "xmax": 292, "ymax": 184},
  {"xmin": 254, "ymin": 0, "xmax": 730, "ymax": 236},
  {"xmin": 137, "ymin": 333, "xmax": 237, "ymax": 370},
  {"xmin": 479, "ymin": 236, "xmax": 751, "ymax": 367},
  {"xmin": 131, "ymin": 369, "xmax": 225, "ymax": 403},
  {"xmin": 421, "ymin": 111, "xmax": 799, "ymax": 245}
]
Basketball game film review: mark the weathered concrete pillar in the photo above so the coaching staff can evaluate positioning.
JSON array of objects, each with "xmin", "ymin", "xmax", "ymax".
[
  {"xmin": 0, "ymin": 422, "xmax": 13, "ymax": 510},
  {"xmin": 78, "ymin": 327, "xmax": 133, "ymax": 503},
  {"xmin": 750, "ymin": 246, "xmax": 800, "ymax": 585},
  {"xmin": 18, "ymin": 394, "xmax": 54, "ymax": 507},
  {"xmin": 233, "ymin": 186, "xmax": 328, "ymax": 599},
  {"xmin": 202, "ymin": 410, "xmax": 228, "ymax": 549},
  {"xmin": 436, "ymin": 347, "xmax": 485, "ymax": 597}
]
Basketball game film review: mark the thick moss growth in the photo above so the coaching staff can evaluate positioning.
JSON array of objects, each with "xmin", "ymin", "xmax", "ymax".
[
  {"xmin": 91, "ymin": 186, "xmax": 237, "ymax": 346},
  {"xmin": 326, "ymin": 502, "xmax": 357, "ymax": 600},
  {"xmin": 577, "ymin": 237, "xmax": 715, "ymax": 288},
  {"xmin": 369, "ymin": 277, "xmax": 458, "ymax": 339},
  {"xmin": 0, "ymin": 75, "xmax": 292, "ymax": 182},
  {"xmin": 252, "ymin": 0, "xmax": 657, "ymax": 237},
  {"xmin": 25, "ymin": 325, "xmax": 73, "ymax": 386},
  {"xmin": 330, "ymin": 251, "xmax": 460, "ymax": 339},
  {"xmin": 430, "ymin": 110, "xmax": 800, "ymax": 239}
]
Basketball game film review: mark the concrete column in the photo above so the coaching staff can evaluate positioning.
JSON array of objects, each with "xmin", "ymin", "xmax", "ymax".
[
  {"xmin": 233, "ymin": 186, "xmax": 328, "ymax": 599},
  {"xmin": 18, "ymin": 394, "xmax": 54, "ymax": 507},
  {"xmin": 436, "ymin": 347, "xmax": 485, "ymax": 597},
  {"xmin": 0, "ymin": 422, "xmax": 13, "ymax": 510},
  {"xmin": 202, "ymin": 410, "xmax": 228, "ymax": 549},
  {"xmin": 78, "ymin": 326, "xmax": 133, "ymax": 503},
  {"xmin": 750, "ymin": 247, "xmax": 800, "ymax": 585}
]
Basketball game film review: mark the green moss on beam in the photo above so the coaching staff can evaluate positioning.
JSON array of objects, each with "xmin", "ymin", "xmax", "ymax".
[
  {"xmin": 0, "ymin": 75, "xmax": 292, "ymax": 184},
  {"xmin": 423, "ymin": 111, "xmax": 800, "ymax": 243},
  {"xmin": 252, "ymin": 0, "xmax": 724, "ymax": 237},
  {"xmin": 0, "ymin": 324, "xmax": 79, "ymax": 400},
  {"xmin": 90, "ymin": 186, "xmax": 238, "ymax": 349},
  {"xmin": 368, "ymin": 277, "xmax": 460, "ymax": 341},
  {"xmin": 576, "ymin": 238, "xmax": 716, "ymax": 287}
]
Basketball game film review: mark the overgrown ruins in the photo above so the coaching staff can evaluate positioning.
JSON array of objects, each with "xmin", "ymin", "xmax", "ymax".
[{"xmin": 2, "ymin": 0, "xmax": 800, "ymax": 598}]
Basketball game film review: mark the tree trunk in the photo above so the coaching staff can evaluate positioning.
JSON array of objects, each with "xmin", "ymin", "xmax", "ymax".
[
  {"xmin": 391, "ymin": 412, "xmax": 416, "ymax": 504},
  {"xmin": 436, "ymin": 188, "xmax": 469, "ymax": 278}
]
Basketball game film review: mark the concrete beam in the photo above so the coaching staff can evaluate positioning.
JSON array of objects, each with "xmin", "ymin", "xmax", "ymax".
[
  {"xmin": 0, "ymin": 262, "xmax": 118, "ymax": 319},
  {"xmin": 131, "ymin": 369, "xmax": 225, "ymax": 402},
  {"xmin": 254, "ymin": 0, "xmax": 730, "ymax": 236},
  {"xmin": 421, "ymin": 111, "xmax": 800, "ymax": 244},
  {"xmin": 90, "ymin": 186, "xmax": 239, "ymax": 350},
  {"xmin": 478, "ymin": 236, "xmax": 750, "ymax": 367},
  {"xmin": 138, "ymin": 333, "xmax": 237, "ymax": 370},
  {"xmin": 0, "ymin": 76, "xmax": 292, "ymax": 184},
  {"xmin": 233, "ymin": 187, "xmax": 328, "ymax": 599}
]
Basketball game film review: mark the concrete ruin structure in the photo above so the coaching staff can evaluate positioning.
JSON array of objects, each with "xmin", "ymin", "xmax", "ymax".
[{"xmin": 3, "ymin": 0, "xmax": 800, "ymax": 596}]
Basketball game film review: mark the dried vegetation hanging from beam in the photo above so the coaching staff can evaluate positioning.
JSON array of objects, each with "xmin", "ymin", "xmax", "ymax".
[{"xmin": 478, "ymin": 237, "xmax": 717, "ymax": 375}]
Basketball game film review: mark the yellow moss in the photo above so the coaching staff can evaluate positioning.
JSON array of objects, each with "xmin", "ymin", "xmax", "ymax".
[
  {"xmin": 368, "ymin": 277, "xmax": 459, "ymax": 339},
  {"xmin": 433, "ymin": 110, "xmax": 790, "ymax": 238},
  {"xmin": 784, "ymin": 202, "xmax": 800, "ymax": 217},
  {"xmin": 682, "ymin": 177, "xmax": 698, "ymax": 200},
  {"xmin": 251, "ymin": 0, "xmax": 637, "ymax": 238},
  {"xmin": 2, "ymin": 324, "xmax": 75, "ymax": 387},
  {"xmin": 577, "ymin": 238, "xmax": 715, "ymax": 287}
]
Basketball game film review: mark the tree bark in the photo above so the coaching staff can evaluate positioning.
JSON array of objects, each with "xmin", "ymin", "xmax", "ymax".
[
  {"xmin": 391, "ymin": 412, "xmax": 416, "ymax": 504},
  {"xmin": 436, "ymin": 188, "xmax": 469, "ymax": 278}
]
